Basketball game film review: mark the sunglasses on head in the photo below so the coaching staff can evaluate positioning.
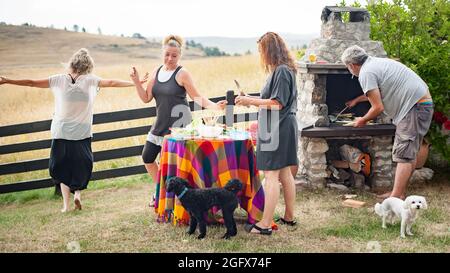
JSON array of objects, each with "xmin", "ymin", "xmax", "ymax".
[{"xmin": 257, "ymin": 32, "xmax": 278, "ymax": 43}]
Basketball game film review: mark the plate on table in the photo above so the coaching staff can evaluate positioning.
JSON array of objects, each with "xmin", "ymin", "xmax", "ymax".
[
  {"xmin": 227, "ymin": 130, "xmax": 250, "ymax": 140},
  {"xmin": 197, "ymin": 125, "xmax": 224, "ymax": 138},
  {"xmin": 170, "ymin": 127, "xmax": 197, "ymax": 139}
]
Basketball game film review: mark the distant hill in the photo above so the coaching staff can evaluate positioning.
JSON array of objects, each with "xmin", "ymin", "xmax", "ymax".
[
  {"xmin": 0, "ymin": 24, "xmax": 317, "ymax": 69},
  {"xmin": 0, "ymin": 24, "xmax": 204, "ymax": 68},
  {"xmin": 185, "ymin": 33, "xmax": 317, "ymax": 55}
]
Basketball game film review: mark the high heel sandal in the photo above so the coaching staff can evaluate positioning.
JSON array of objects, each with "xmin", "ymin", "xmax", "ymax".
[
  {"xmin": 244, "ymin": 223, "xmax": 272, "ymax": 235},
  {"xmin": 148, "ymin": 194, "xmax": 156, "ymax": 208}
]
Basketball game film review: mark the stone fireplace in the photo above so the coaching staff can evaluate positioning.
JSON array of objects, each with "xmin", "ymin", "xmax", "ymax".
[{"xmin": 295, "ymin": 6, "xmax": 396, "ymax": 190}]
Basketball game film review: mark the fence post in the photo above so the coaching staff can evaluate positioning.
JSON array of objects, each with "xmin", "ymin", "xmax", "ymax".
[
  {"xmin": 226, "ymin": 90, "xmax": 235, "ymax": 127},
  {"xmin": 54, "ymin": 183, "xmax": 61, "ymax": 196}
]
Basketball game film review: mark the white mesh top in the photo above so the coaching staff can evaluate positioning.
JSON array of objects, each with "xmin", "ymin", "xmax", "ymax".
[{"xmin": 48, "ymin": 74, "xmax": 101, "ymax": 140}]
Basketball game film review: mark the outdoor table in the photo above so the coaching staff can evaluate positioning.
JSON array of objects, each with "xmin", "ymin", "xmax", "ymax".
[{"xmin": 154, "ymin": 135, "xmax": 265, "ymax": 226}]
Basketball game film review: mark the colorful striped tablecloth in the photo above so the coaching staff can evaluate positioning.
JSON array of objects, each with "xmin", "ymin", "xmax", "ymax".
[{"xmin": 155, "ymin": 136, "xmax": 264, "ymax": 225}]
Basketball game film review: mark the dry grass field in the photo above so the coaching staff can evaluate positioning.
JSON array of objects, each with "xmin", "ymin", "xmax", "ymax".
[{"xmin": 0, "ymin": 24, "xmax": 265, "ymax": 185}]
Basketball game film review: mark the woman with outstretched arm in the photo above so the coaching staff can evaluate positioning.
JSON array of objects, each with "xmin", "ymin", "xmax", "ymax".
[{"xmin": 0, "ymin": 48, "xmax": 148, "ymax": 212}]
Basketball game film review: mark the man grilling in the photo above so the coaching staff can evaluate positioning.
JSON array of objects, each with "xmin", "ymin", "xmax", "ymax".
[{"xmin": 340, "ymin": 45, "xmax": 434, "ymax": 200}]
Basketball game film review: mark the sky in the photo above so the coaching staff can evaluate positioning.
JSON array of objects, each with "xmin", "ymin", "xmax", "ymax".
[{"xmin": 0, "ymin": 0, "xmax": 361, "ymax": 38}]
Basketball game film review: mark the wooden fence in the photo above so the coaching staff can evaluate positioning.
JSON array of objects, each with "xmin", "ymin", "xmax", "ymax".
[{"xmin": 0, "ymin": 92, "xmax": 259, "ymax": 194}]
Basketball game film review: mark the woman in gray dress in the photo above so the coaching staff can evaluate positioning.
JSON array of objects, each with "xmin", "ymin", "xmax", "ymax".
[{"xmin": 235, "ymin": 32, "xmax": 298, "ymax": 235}]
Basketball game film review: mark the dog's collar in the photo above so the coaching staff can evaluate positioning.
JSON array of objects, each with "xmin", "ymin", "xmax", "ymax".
[{"xmin": 177, "ymin": 188, "xmax": 188, "ymax": 199}]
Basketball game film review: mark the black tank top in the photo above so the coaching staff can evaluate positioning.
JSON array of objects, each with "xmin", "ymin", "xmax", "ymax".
[{"xmin": 151, "ymin": 66, "xmax": 192, "ymax": 136}]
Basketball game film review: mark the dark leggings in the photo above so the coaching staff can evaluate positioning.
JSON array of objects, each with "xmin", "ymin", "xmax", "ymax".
[{"xmin": 142, "ymin": 141, "xmax": 162, "ymax": 163}]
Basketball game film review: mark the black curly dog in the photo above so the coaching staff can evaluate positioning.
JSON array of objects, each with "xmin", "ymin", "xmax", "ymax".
[{"xmin": 166, "ymin": 177, "xmax": 243, "ymax": 239}]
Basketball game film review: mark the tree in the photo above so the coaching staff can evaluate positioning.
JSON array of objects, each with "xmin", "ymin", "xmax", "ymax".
[
  {"xmin": 82, "ymin": 27, "xmax": 86, "ymax": 33},
  {"xmin": 132, "ymin": 33, "xmax": 145, "ymax": 39},
  {"xmin": 73, "ymin": 24, "xmax": 79, "ymax": 32},
  {"xmin": 366, "ymin": 0, "xmax": 450, "ymax": 162},
  {"xmin": 204, "ymin": 46, "xmax": 223, "ymax": 56}
]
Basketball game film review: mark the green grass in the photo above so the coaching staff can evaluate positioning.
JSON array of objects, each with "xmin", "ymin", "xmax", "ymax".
[
  {"xmin": 313, "ymin": 192, "xmax": 449, "ymax": 253},
  {"xmin": 87, "ymin": 174, "xmax": 151, "ymax": 191},
  {"xmin": 0, "ymin": 188, "xmax": 58, "ymax": 206},
  {"xmin": 318, "ymin": 216, "xmax": 398, "ymax": 241},
  {"xmin": 0, "ymin": 173, "xmax": 449, "ymax": 253},
  {"xmin": 422, "ymin": 207, "xmax": 447, "ymax": 223},
  {"xmin": 0, "ymin": 174, "xmax": 150, "ymax": 206}
]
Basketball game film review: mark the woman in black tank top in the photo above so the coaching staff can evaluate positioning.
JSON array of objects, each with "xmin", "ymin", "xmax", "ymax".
[
  {"xmin": 151, "ymin": 65, "xmax": 191, "ymax": 136},
  {"xmin": 130, "ymin": 35, "xmax": 227, "ymax": 206}
]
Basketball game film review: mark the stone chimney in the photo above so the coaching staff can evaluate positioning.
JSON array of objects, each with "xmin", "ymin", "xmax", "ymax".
[{"xmin": 304, "ymin": 6, "xmax": 387, "ymax": 63}]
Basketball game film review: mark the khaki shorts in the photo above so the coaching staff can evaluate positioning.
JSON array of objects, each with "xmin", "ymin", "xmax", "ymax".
[{"xmin": 392, "ymin": 103, "xmax": 433, "ymax": 163}]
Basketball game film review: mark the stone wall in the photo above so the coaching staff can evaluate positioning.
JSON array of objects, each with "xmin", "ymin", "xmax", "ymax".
[
  {"xmin": 321, "ymin": 18, "xmax": 371, "ymax": 41},
  {"xmin": 368, "ymin": 136, "xmax": 394, "ymax": 188},
  {"xmin": 296, "ymin": 73, "xmax": 329, "ymax": 127},
  {"xmin": 304, "ymin": 39, "xmax": 387, "ymax": 64},
  {"xmin": 297, "ymin": 135, "xmax": 395, "ymax": 190},
  {"xmin": 297, "ymin": 137, "xmax": 329, "ymax": 188}
]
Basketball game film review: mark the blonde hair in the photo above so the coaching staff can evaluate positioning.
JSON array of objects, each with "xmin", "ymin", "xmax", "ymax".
[
  {"xmin": 257, "ymin": 32, "xmax": 297, "ymax": 74},
  {"xmin": 163, "ymin": 35, "xmax": 184, "ymax": 52},
  {"xmin": 68, "ymin": 48, "xmax": 94, "ymax": 74}
]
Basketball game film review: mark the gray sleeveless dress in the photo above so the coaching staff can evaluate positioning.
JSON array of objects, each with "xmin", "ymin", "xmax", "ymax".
[{"xmin": 256, "ymin": 65, "xmax": 298, "ymax": 170}]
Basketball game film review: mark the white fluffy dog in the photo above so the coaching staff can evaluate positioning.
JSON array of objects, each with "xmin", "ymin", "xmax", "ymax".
[{"xmin": 374, "ymin": 195, "xmax": 427, "ymax": 238}]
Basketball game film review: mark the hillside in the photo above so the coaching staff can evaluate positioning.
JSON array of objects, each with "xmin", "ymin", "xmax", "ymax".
[{"xmin": 0, "ymin": 24, "xmax": 205, "ymax": 69}]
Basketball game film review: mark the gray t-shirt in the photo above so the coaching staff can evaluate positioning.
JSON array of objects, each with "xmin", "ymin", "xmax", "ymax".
[{"xmin": 358, "ymin": 56, "xmax": 428, "ymax": 125}]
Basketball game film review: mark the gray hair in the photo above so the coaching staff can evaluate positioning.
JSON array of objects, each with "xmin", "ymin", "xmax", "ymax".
[
  {"xmin": 341, "ymin": 45, "xmax": 369, "ymax": 65},
  {"xmin": 68, "ymin": 48, "xmax": 94, "ymax": 74}
]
